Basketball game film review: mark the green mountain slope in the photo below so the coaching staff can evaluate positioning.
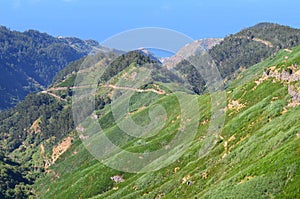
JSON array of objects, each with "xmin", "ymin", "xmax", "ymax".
[
  {"xmin": 0, "ymin": 26, "xmax": 103, "ymax": 110},
  {"xmin": 32, "ymin": 46, "xmax": 300, "ymax": 198},
  {"xmin": 0, "ymin": 51, "xmax": 122, "ymax": 198},
  {"xmin": 1, "ymin": 24, "xmax": 300, "ymax": 199},
  {"xmin": 0, "ymin": 51, "xmax": 164, "ymax": 198},
  {"xmin": 175, "ymin": 23, "xmax": 300, "ymax": 95},
  {"xmin": 210, "ymin": 22, "xmax": 300, "ymax": 79},
  {"xmin": 0, "ymin": 152, "xmax": 33, "ymax": 198}
]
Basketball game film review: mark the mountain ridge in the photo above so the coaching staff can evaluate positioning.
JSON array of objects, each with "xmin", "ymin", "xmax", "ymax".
[
  {"xmin": 162, "ymin": 38, "xmax": 223, "ymax": 69},
  {"xmin": 0, "ymin": 26, "xmax": 113, "ymax": 110},
  {"xmin": 33, "ymin": 45, "xmax": 300, "ymax": 198},
  {"xmin": 1, "ymin": 23, "xmax": 300, "ymax": 198}
]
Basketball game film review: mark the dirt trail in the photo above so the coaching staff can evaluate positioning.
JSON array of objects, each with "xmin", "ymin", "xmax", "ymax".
[
  {"xmin": 43, "ymin": 84, "xmax": 166, "ymax": 100},
  {"xmin": 41, "ymin": 91, "xmax": 67, "ymax": 102},
  {"xmin": 101, "ymin": 84, "xmax": 166, "ymax": 95},
  {"xmin": 47, "ymin": 85, "xmax": 97, "ymax": 91},
  {"xmin": 236, "ymin": 36, "xmax": 274, "ymax": 48},
  {"xmin": 252, "ymin": 38, "xmax": 274, "ymax": 48}
]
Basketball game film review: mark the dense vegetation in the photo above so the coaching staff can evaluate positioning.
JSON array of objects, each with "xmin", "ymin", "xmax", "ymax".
[
  {"xmin": 0, "ymin": 92, "xmax": 74, "ymax": 198},
  {"xmin": 34, "ymin": 45, "xmax": 300, "ymax": 198},
  {"xmin": 52, "ymin": 52, "xmax": 118, "ymax": 86},
  {"xmin": 1, "ymin": 23, "xmax": 300, "ymax": 198},
  {"xmin": 99, "ymin": 51, "xmax": 159, "ymax": 83},
  {"xmin": 0, "ymin": 152, "xmax": 33, "ymax": 199},
  {"xmin": 175, "ymin": 23, "xmax": 300, "ymax": 94},
  {"xmin": 175, "ymin": 59, "xmax": 206, "ymax": 94},
  {"xmin": 210, "ymin": 22, "xmax": 300, "ymax": 79},
  {"xmin": 0, "ymin": 26, "xmax": 100, "ymax": 109},
  {"xmin": 0, "ymin": 93, "xmax": 73, "ymax": 152},
  {"xmin": 0, "ymin": 49, "xmax": 169, "ymax": 198}
]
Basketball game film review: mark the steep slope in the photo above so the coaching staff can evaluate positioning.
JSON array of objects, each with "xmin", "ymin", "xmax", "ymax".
[
  {"xmin": 0, "ymin": 92, "xmax": 73, "ymax": 198},
  {"xmin": 2, "ymin": 23, "xmax": 300, "ymax": 198},
  {"xmin": 0, "ymin": 50, "xmax": 168, "ymax": 198},
  {"xmin": 33, "ymin": 45, "xmax": 300, "ymax": 198},
  {"xmin": 0, "ymin": 26, "xmax": 104, "ymax": 110},
  {"xmin": 209, "ymin": 22, "xmax": 300, "ymax": 79},
  {"xmin": 0, "ymin": 152, "xmax": 33, "ymax": 198},
  {"xmin": 175, "ymin": 23, "xmax": 300, "ymax": 95},
  {"xmin": 0, "ymin": 51, "xmax": 119, "ymax": 198},
  {"xmin": 162, "ymin": 38, "xmax": 222, "ymax": 69},
  {"xmin": 136, "ymin": 48, "xmax": 162, "ymax": 63}
]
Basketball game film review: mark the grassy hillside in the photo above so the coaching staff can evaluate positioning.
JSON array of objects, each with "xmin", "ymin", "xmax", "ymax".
[
  {"xmin": 1, "ymin": 29, "xmax": 300, "ymax": 198},
  {"xmin": 33, "ymin": 46, "xmax": 300, "ymax": 198}
]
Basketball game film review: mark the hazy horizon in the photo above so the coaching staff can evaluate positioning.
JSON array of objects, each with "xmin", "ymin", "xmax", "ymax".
[{"xmin": 1, "ymin": 0, "xmax": 299, "ymax": 43}]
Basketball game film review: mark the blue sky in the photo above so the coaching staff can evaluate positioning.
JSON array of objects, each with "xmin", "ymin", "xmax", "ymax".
[{"xmin": 1, "ymin": 0, "xmax": 300, "ymax": 43}]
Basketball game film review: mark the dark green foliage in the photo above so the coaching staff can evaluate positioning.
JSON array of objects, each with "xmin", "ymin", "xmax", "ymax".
[
  {"xmin": 52, "ymin": 58, "xmax": 85, "ymax": 86},
  {"xmin": 238, "ymin": 23, "xmax": 300, "ymax": 48},
  {"xmin": 0, "ymin": 152, "xmax": 33, "ymax": 199},
  {"xmin": 175, "ymin": 23, "xmax": 300, "ymax": 94},
  {"xmin": 210, "ymin": 23, "xmax": 300, "ymax": 79},
  {"xmin": 53, "ymin": 52, "xmax": 116, "ymax": 87},
  {"xmin": 2, "ymin": 24, "xmax": 300, "ymax": 198},
  {"xmin": 0, "ymin": 93, "xmax": 75, "ymax": 198},
  {"xmin": 99, "ymin": 51, "xmax": 158, "ymax": 83},
  {"xmin": 95, "ymin": 95, "xmax": 111, "ymax": 110},
  {"xmin": 57, "ymin": 75, "xmax": 77, "ymax": 88},
  {"xmin": 0, "ymin": 26, "xmax": 98, "ymax": 109},
  {"xmin": 151, "ymin": 64, "xmax": 185, "ymax": 84},
  {"xmin": 175, "ymin": 59, "xmax": 206, "ymax": 94},
  {"xmin": 210, "ymin": 37, "xmax": 269, "ymax": 78},
  {"xmin": 0, "ymin": 93, "xmax": 73, "ymax": 153}
]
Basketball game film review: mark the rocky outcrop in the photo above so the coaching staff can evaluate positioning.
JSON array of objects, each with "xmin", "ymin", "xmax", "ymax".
[
  {"xmin": 265, "ymin": 65, "xmax": 300, "ymax": 82},
  {"xmin": 288, "ymin": 85, "xmax": 300, "ymax": 104},
  {"xmin": 51, "ymin": 137, "xmax": 73, "ymax": 164},
  {"xmin": 110, "ymin": 175, "xmax": 124, "ymax": 183},
  {"xmin": 263, "ymin": 65, "xmax": 300, "ymax": 106}
]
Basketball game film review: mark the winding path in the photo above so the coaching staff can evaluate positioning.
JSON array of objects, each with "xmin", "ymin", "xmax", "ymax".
[
  {"xmin": 41, "ymin": 91, "xmax": 67, "ymax": 102},
  {"xmin": 42, "ymin": 84, "xmax": 166, "ymax": 101}
]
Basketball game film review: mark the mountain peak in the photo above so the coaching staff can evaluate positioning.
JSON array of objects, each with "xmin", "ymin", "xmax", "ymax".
[
  {"xmin": 162, "ymin": 38, "xmax": 223, "ymax": 68},
  {"xmin": 135, "ymin": 48, "xmax": 162, "ymax": 63}
]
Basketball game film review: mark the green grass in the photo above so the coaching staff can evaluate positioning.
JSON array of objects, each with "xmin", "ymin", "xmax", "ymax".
[
  {"xmin": 55, "ymin": 74, "xmax": 76, "ymax": 87},
  {"xmin": 34, "ymin": 45, "xmax": 300, "ymax": 199}
]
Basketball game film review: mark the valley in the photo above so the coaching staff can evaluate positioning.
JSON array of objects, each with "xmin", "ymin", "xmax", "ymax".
[{"xmin": 1, "ymin": 23, "xmax": 300, "ymax": 198}]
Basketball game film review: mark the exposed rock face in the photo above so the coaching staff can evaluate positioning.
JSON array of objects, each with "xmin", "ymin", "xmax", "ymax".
[
  {"xmin": 51, "ymin": 137, "xmax": 73, "ymax": 164},
  {"xmin": 263, "ymin": 65, "xmax": 300, "ymax": 105},
  {"xmin": 28, "ymin": 118, "xmax": 42, "ymax": 134},
  {"xmin": 265, "ymin": 65, "xmax": 300, "ymax": 82},
  {"xmin": 110, "ymin": 175, "xmax": 125, "ymax": 183},
  {"xmin": 288, "ymin": 85, "xmax": 300, "ymax": 104}
]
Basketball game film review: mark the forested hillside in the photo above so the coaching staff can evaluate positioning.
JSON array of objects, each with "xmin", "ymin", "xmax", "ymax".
[
  {"xmin": 175, "ymin": 23, "xmax": 300, "ymax": 94},
  {"xmin": 0, "ymin": 92, "xmax": 75, "ymax": 198},
  {"xmin": 0, "ymin": 26, "xmax": 101, "ymax": 109},
  {"xmin": 1, "ymin": 23, "xmax": 300, "ymax": 199},
  {"xmin": 210, "ymin": 22, "xmax": 300, "ymax": 79}
]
